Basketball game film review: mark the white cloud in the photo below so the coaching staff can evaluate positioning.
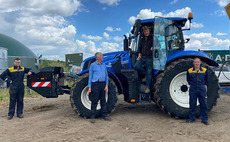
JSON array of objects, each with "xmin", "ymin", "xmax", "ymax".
[
  {"xmin": 100, "ymin": 42, "xmax": 121, "ymax": 52},
  {"xmin": 0, "ymin": 0, "xmax": 81, "ymax": 16},
  {"xmin": 128, "ymin": 7, "xmax": 205, "ymax": 30},
  {"xmin": 43, "ymin": 55, "xmax": 60, "ymax": 61},
  {"xmin": 75, "ymin": 40, "xmax": 122, "ymax": 59},
  {"xmin": 103, "ymin": 32, "xmax": 110, "ymax": 40},
  {"xmin": 105, "ymin": 26, "xmax": 122, "ymax": 32},
  {"xmin": 185, "ymin": 32, "xmax": 230, "ymax": 51},
  {"xmin": 216, "ymin": 32, "xmax": 228, "ymax": 36},
  {"xmin": 97, "ymin": 0, "xmax": 121, "ymax": 6},
  {"xmin": 0, "ymin": 0, "xmax": 82, "ymax": 60},
  {"xmin": 191, "ymin": 22, "xmax": 204, "ymax": 28},
  {"xmin": 76, "ymin": 40, "xmax": 99, "ymax": 59},
  {"xmin": 116, "ymin": 28, "xmax": 121, "ymax": 31},
  {"xmin": 105, "ymin": 26, "xmax": 114, "ymax": 32},
  {"xmin": 214, "ymin": 0, "xmax": 230, "ymax": 7},
  {"xmin": 113, "ymin": 36, "xmax": 123, "ymax": 42},
  {"xmin": 189, "ymin": 33, "xmax": 212, "ymax": 39},
  {"xmin": 82, "ymin": 34, "xmax": 103, "ymax": 41},
  {"xmin": 211, "ymin": 10, "xmax": 226, "ymax": 16},
  {"xmin": 170, "ymin": 0, "xmax": 178, "ymax": 5},
  {"xmin": 128, "ymin": 7, "xmax": 192, "ymax": 25}
]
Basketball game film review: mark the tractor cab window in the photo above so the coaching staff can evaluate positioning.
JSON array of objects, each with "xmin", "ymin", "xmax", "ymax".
[{"xmin": 165, "ymin": 24, "xmax": 183, "ymax": 52}]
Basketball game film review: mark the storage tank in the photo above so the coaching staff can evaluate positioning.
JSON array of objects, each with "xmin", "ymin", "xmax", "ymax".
[
  {"xmin": 0, "ymin": 47, "xmax": 8, "ymax": 88},
  {"xmin": 0, "ymin": 33, "xmax": 38, "ymax": 71}
]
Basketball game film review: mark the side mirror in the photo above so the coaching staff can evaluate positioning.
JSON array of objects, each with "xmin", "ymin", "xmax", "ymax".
[
  {"xmin": 182, "ymin": 12, "xmax": 193, "ymax": 31},
  {"xmin": 184, "ymin": 38, "xmax": 190, "ymax": 43}
]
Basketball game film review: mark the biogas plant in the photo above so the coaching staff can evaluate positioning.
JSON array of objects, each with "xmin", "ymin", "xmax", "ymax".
[{"xmin": 0, "ymin": 33, "xmax": 38, "ymax": 88}]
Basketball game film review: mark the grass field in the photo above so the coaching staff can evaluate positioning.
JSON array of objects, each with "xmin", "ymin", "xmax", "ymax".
[{"xmin": 0, "ymin": 87, "xmax": 39, "ymax": 101}]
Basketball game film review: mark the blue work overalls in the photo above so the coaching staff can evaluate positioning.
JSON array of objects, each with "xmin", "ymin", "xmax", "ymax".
[
  {"xmin": 0, "ymin": 66, "xmax": 32, "ymax": 117},
  {"xmin": 187, "ymin": 67, "xmax": 209, "ymax": 123}
]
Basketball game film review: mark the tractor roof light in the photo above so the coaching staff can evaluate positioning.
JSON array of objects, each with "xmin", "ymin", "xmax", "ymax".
[{"xmin": 188, "ymin": 12, "xmax": 193, "ymax": 23}]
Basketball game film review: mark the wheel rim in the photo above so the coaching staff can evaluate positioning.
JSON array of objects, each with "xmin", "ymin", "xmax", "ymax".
[
  {"xmin": 80, "ymin": 86, "xmax": 108, "ymax": 110},
  {"xmin": 169, "ymin": 71, "xmax": 199, "ymax": 108}
]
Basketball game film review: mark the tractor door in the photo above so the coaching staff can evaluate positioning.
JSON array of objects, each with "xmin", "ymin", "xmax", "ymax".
[{"xmin": 153, "ymin": 17, "xmax": 173, "ymax": 70}]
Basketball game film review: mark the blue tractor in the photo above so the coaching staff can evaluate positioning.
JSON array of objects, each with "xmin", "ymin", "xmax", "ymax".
[{"xmin": 27, "ymin": 13, "xmax": 219, "ymax": 119}]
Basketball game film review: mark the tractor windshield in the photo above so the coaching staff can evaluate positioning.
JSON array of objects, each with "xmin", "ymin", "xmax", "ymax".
[
  {"xmin": 153, "ymin": 17, "xmax": 183, "ymax": 70},
  {"xmin": 165, "ymin": 24, "xmax": 183, "ymax": 52}
]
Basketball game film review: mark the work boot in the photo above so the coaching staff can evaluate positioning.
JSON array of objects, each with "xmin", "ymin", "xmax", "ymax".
[
  {"xmin": 90, "ymin": 118, "xmax": 95, "ymax": 123},
  {"xmin": 17, "ymin": 114, "xmax": 24, "ymax": 118},
  {"xmin": 7, "ymin": 115, "xmax": 13, "ymax": 120},
  {"xmin": 102, "ymin": 116, "xmax": 112, "ymax": 121},
  {"xmin": 202, "ymin": 121, "xmax": 209, "ymax": 125},
  {"xmin": 142, "ymin": 76, "xmax": 146, "ymax": 82},
  {"xmin": 145, "ymin": 88, "xmax": 150, "ymax": 93}
]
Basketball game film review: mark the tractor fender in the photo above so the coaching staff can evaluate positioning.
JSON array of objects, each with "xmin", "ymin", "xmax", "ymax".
[
  {"xmin": 107, "ymin": 70, "xmax": 123, "ymax": 95},
  {"xmin": 167, "ymin": 50, "xmax": 218, "ymax": 66}
]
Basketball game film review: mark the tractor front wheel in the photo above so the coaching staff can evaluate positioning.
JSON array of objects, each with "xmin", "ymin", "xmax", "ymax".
[{"xmin": 70, "ymin": 73, "xmax": 118, "ymax": 118}]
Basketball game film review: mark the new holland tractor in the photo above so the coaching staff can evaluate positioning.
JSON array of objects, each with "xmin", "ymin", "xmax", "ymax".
[{"xmin": 27, "ymin": 13, "xmax": 219, "ymax": 119}]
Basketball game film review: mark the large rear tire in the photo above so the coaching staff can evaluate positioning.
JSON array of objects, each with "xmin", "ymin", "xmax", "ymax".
[
  {"xmin": 154, "ymin": 58, "xmax": 219, "ymax": 119},
  {"xmin": 70, "ymin": 73, "xmax": 118, "ymax": 118}
]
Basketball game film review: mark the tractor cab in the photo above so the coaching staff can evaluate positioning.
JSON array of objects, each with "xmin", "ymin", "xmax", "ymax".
[
  {"xmin": 120, "ymin": 14, "xmax": 194, "ymax": 103},
  {"xmin": 127, "ymin": 16, "xmax": 189, "ymax": 70}
]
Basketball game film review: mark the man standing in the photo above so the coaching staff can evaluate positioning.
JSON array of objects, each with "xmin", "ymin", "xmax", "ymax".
[
  {"xmin": 88, "ymin": 52, "xmax": 111, "ymax": 123},
  {"xmin": 134, "ymin": 26, "xmax": 153, "ymax": 93},
  {"xmin": 0, "ymin": 58, "xmax": 32, "ymax": 120},
  {"xmin": 186, "ymin": 57, "xmax": 209, "ymax": 125}
]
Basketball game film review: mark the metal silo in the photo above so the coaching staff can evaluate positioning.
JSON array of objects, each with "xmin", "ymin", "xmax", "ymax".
[{"xmin": 0, "ymin": 33, "xmax": 38, "ymax": 71}]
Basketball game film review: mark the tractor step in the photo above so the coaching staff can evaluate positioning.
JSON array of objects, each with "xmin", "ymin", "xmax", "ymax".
[{"xmin": 139, "ymin": 93, "xmax": 151, "ymax": 103}]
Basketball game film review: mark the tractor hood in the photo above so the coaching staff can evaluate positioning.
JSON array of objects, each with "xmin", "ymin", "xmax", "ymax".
[{"xmin": 80, "ymin": 51, "xmax": 131, "ymax": 75}]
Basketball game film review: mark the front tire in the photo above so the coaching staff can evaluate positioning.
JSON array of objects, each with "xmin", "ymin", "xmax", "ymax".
[
  {"xmin": 70, "ymin": 73, "xmax": 118, "ymax": 118},
  {"xmin": 154, "ymin": 58, "xmax": 219, "ymax": 118}
]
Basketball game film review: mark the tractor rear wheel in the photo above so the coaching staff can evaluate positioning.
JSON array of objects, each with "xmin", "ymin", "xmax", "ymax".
[
  {"xmin": 70, "ymin": 73, "xmax": 118, "ymax": 118},
  {"xmin": 154, "ymin": 58, "xmax": 219, "ymax": 119}
]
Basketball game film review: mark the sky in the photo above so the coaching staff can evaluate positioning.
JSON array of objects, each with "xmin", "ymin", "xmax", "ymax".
[{"xmin": 0, "ymin": 0, "xmax": 229, "ymax": 61}]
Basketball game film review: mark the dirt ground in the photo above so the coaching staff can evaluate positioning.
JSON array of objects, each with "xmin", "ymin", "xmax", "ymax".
[{"xmin": 0, "ymin": 94, "xmax": 230, "ymax": 142}]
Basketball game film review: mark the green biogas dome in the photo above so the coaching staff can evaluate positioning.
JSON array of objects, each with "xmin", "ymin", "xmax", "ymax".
[{"xmin": 0, "ymin": 33, "xmax": 38, "ymax": 71}]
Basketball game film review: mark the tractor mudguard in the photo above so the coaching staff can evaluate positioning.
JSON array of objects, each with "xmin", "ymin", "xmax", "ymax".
[{"xmin": 167, "ymin": 50, "xmax": 218, "ymax": 66}]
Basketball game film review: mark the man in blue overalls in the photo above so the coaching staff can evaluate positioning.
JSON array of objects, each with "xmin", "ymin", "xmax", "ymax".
[
  {"xmin": 186, "ymin": 57, "xmax": 209, "ymax": 125},
  {"xmin": 0, "ymin": 58, "xmax": 32, "ymax": 120}
]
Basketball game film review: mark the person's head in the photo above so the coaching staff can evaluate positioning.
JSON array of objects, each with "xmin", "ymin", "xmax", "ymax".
[
  {"xmin": 193, "ymin": 57, "xmax": 201, "ymax": 69},
  {"xmin": 14, "ymin": 58, "xmax": 21, "ymax": 67},
  {"xmin": 142, "ymin": 26, "xmax": 150, "ymax": 37},
  {"xmin": 95, "ymin": 52, "xmax": 103, "ymax": 62}
]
